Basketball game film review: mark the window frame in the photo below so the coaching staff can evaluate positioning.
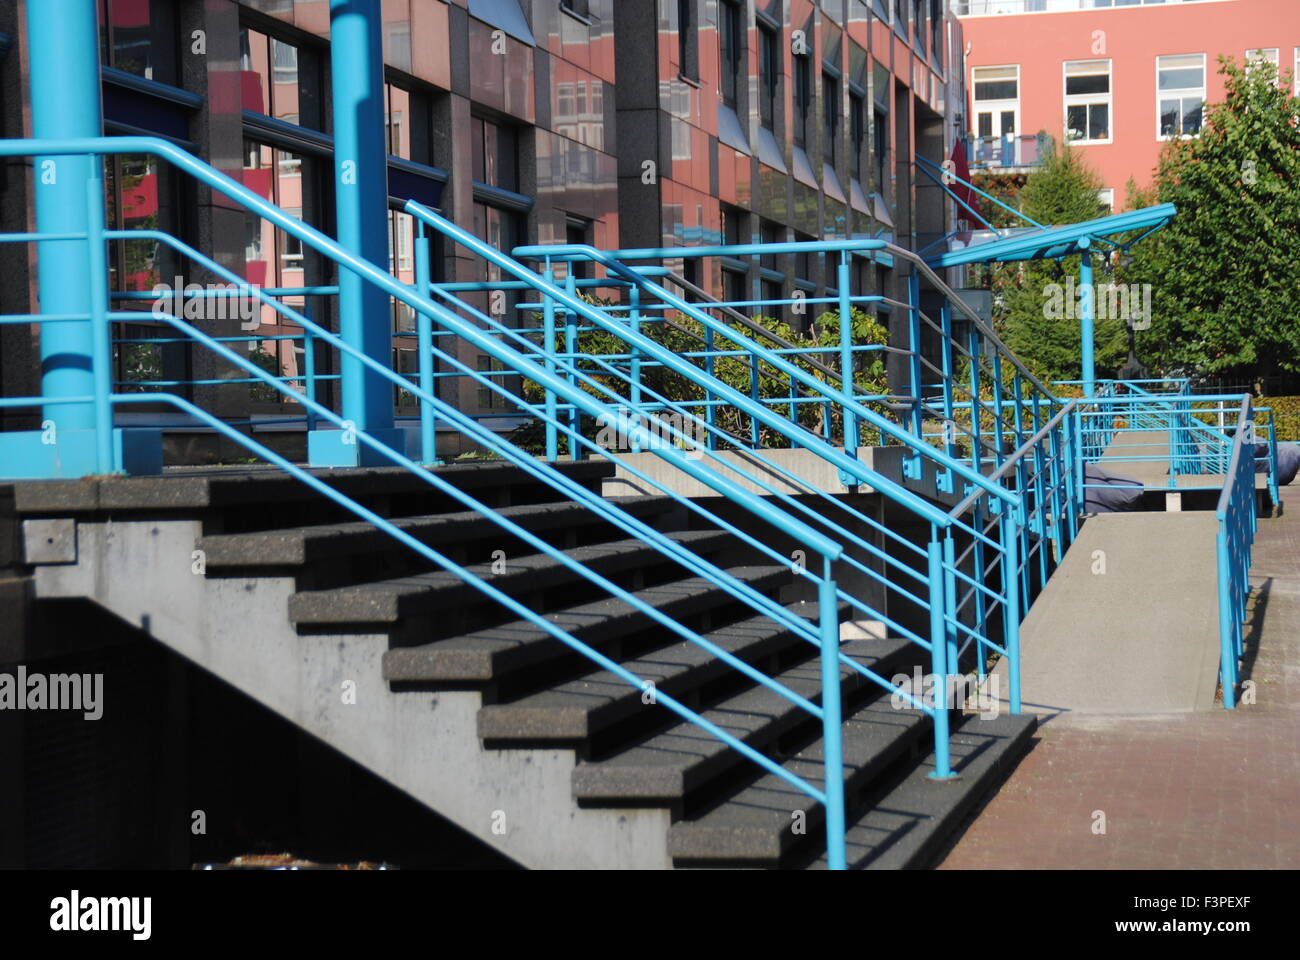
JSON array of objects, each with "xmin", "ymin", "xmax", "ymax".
[
  {"xmin": 758, "ymin": 21, "xmax": 780, "ymax": 131},
  {"xmin": 719, "ymin": 0, "xmax": 744, "ymax": 110},
  {"xmin": 971, "ymin": 64, "xmax": 1019, "ymax": 142},
  {"xmin": 1063, "ymin": 58, "xmax": 1112, "ymax": 145},
  {"xmin": 1155, "ymin": 52, "xmax": 1206, "ymax": 141}
]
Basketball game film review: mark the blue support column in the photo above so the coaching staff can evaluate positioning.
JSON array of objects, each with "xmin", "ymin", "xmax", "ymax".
[
  {"xmin": 1079, "ymin": 237, "xmax": 1095, "ymax": 399},
  {"xmin": 0, "ymin": 0, "xmax": 160, "ymax": 478},
  {"xmin": 309, "ymin": 0, "xmax": 407, "ymax": 466},
  {"xmin": 905, "ymin": 272, "xmax": 924, "ymax": 479}
]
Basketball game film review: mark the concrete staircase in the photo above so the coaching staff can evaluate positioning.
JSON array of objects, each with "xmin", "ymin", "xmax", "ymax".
[{"xmin": 8, "ymin": 462, "xmax": 1034, "ymax": 868}]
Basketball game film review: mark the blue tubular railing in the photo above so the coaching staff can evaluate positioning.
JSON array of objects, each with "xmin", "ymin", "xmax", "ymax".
[
  {"xmin": 1216, "ymin": 397, "xmax": 1259, "ymax": 709},
  {"xmin": 1070, "ymin": 390, "xmax": 1277, "ymax": 494},
  {"xmin": 0, "ymin": 134, "xmax": 1038, "ymax": 869},
  {"xmin": 504, "ymin": 231, "xmax": 1062, "ymax": 497},
  {"xmin": 404, "ymin": 206, "xmax": 1023, "ymax": 739},
  {"xmin": 404, "ymin": 204, "xmax": 1048, "ymax": 741}
]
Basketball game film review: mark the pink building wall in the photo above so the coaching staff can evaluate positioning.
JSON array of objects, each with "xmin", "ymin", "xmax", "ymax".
[{"xmin": 960, "ymin": 0, "xmax": 1300, "ymax": 206}]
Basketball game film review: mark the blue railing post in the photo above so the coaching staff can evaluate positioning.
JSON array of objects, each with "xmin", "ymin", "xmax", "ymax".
[
  {"xmin": 414, "ymin": 230, "xmax": 439, "ymax": 465},
  {"xmin": 927, "ymin": 533, "xmax": 955, "ymax": 780},
  {"xmin": 1079, "ymin": 238, "xmax": 1095, "ymax": 398},
  {"xmin": 703, "ymin": 323, "xmax": 717, "ymax": 451},
  {"xmin": 542, "ymin": 259, "xmax": 559, "ymax": 462},
  {"xmin": 565, "ymin": 270, "xmax": 580, "ymax": 460},
  {"xmin": 0, "ymin": 0, "xmax": 163, "ymax": 477},
  {"xmin": 310, "ymin": 0, "xmax": 401, "ymax": 466},
  {"xmin": 1216, "ymin": 518, "xmax": 1238, "ymax": 709},
  {"xmin": 837, "ymin": 256, "xmax": 857, "ymax": 464},
  {"xmin": 85, "ymin": 165, "xmax": 114, "ymax": 475},
  {"xmin": 905, "ymin": 272, "xmax": 924, "ymax": 479},
  {"xmin": 818, "ymin": 560, "xmax": 847, "ymax": 870},
  {"xmin": 629, "ymin": 284, "xmax": 642, "ymax": 453},
  {"xmin": 303, "ymin": 326, "xmax": 319, "ymax": 433},
  {"xmin": 1000, "ymin": 509, "xmax": 1023, "ymax": 715}
]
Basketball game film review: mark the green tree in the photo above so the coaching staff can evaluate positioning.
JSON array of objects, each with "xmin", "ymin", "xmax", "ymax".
[
  {"xmin": 1127, "ymin": 56, "xmax": 1300, "ymax": 383},
  {"xmin": 975, "ymin": 137, "xmax": 1124, "ymax": 382}
]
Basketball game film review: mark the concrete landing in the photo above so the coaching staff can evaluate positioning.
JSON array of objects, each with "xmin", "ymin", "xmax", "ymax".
[
  {"xmin": 994, "ymin": 511, "xmax": 1222, "ymax": 715},
  {"xmin": 1097, "ymin": 429, "xmax": 1171, "ymax": 484}
]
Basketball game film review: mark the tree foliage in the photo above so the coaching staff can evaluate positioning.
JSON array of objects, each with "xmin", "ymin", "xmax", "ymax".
[
  {"xmin": 972, "ymin": 138, "xmax": 1123, "ymax": 382},
  {"xmin": 1125, "ymin": 56, "xmax": 1300, "ymax": 384}
]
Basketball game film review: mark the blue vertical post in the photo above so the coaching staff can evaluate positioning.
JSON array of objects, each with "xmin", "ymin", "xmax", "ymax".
[
  {"xmin": 1079, "ymin": 238, "xmax": 1095, "ymax": 399},
  {"xmin": 310, "ymin": 0, "xmax": 401, "ymax": 465},
  {"xmin": 564, "ymin": 270, "xmax": 580, "ymax": 460},
  {"xmin": 1216, "ymin": 520, "xmax": 1237, "ymax": 709},
  {"xmin": 628, "ymin": 284, "xmax": 642, "ymax": 453},
  {"xmin": 85, "ymin": 169, "xmax": 114, "ymax": 474},
  {"xmin": 414, "ymin": 230, "xmax": 438, "ymax": 465},
  {"xmin": 1000, "ymin": 510, "xmax": 1022, "ymax": 715},
  {"xmin": 542, "ymin": 260, "xmax": 559, "ymax": 462},
  {"xmin": 905, "ymin": 272, "xmax": 923, "ymax": 479},
  {"xmin": 818, "ymin": 559, "xmax": 846, "ymax": 870},
  {"xmin": 28, "ymin": 0, "xmax": 99, "ymax": 438},
  {"xmin": 926, "ymin": 534, "xmax": 955, "ymax": 780},
  {"xmin": 837, "ymin": 256, "xmax": 857, "ymax": 462}
]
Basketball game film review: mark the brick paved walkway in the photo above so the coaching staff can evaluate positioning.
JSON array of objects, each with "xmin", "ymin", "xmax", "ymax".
[{"xmin": 939, "ymin": 489, "xmax": 1300, "ymax": 869}]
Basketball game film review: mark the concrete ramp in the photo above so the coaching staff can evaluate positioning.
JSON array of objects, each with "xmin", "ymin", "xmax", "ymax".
[
  {"xmin": 995, "ymin": 512, "xmax": 1222, "ymax": 715},
  {"xmin": 1099, "ymin": 429, "xmax": 1171, "ymax": 485}
]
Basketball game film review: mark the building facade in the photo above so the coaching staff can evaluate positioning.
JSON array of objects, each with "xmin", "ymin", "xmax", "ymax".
[
  {"xmin": 958, "ymin": 0, "xmax": 1300, "ymax": 209},
  {"xmin": 0, "ymin": 0, "xmax": 968, "ymax": 455}
]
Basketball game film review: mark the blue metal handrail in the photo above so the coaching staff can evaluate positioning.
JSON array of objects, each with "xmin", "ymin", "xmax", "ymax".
[
  {"xmin": 1216, "ymin": 396, "xmax": 1259, "ymax": 709},
  {"xmin": 0, "ymin": 133, "xmax": 1041, "ymax": 868}
]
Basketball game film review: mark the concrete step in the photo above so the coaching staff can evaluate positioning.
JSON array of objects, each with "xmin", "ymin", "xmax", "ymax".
[
  {"xmin": 289, "ymin": 529, "xmax": 735, "ymax": 628},
  {"xmin": 667, "ymin": 694, "xmax": 930, "ymax": 866},
  {"xmin": 571, "ymin": 636, "xmax": 915, "ymax": 807},
  {"xmin": 7, "ymin": 460, "xmax": 614, "ymax": 519},
  {"xmin": 476, "ymin": 603, "xmax": 841, "ymax": 745},
  {"xmin": 197, "ymin": 496, "xmax": 677, "ymax": 570},
  {"xmin": 807, "ymin": 712, "xmax": 1037, "ymax": 869},
  {"xmin": 383, "ymin": 565, "xmax": 792, "ymax": 686}
]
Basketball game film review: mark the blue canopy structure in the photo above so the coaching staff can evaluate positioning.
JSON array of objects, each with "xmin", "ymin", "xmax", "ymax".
[{"xmin": 928, "ymin": 202, "xmax": 1177, "ymax": 269}]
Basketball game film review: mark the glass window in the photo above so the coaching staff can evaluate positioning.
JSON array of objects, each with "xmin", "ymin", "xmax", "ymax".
[
  {"xmin": 1157, "ymin": 54, "xmax": 1205, "ymax": 138},
  {"xmin": 98, "ymin": 0, "xmax": 179, "ymax": 85},
  {"xmin": 1246, "ymin": 48, "xmax": 1280, "ymax": 71},
  {"xmin": 1064, "ymin": 60, "xmax": 1111, "ymax": 143},
  {"xmin": 759, "ymin": 23, "xmax": 779, "ymax": 131},
  {"xmin": 679, "ymin": 0, "xmax": 699, "ymax": 81},
  {"xmin": 824, "ymin": 72, "xmax": 840, "ymax": 165},
  {"xmin": 240, "ymin": 27, "xmax": 321, "ymax": 130},
  {"xmin": 973, "ymin": 65, "xmax": 1018, "ymax": 144},
  {"xmin": 720, "ymin": 0, "xmax": 743, "ymax": 109},
  {"xmin": 471, "ymin": 117, "xmax": 519, "ymax": 191},
  {"xmin": 973, "ymin": 65, "xmax": 1018, "ymax": 103},
  {"xmin": 794, "ymin": 53, "xmax": 813, "ymax": 149},
  {"xmin": 849, "ymin": 91, "xmax": 866, "ymax": 180}
]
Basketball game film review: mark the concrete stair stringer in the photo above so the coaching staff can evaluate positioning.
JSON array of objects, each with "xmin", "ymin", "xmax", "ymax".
[{"xmin": 29, "ymin": 518, "xmax": 673, "ymax": 869}]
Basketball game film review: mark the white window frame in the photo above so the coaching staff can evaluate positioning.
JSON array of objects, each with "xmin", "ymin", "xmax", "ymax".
[
  {"xmin": 1246, "ymin": 48, "xmax": 1280, "ymax": 70},
  {"xmin": 1063, "ymin": 59, "xmax": 1112, "ymax": 145},
  {"xmin": 1295, "ymin": 48, "xmax": 1300, "ymax": 96},
  {"xmin": 972, "ymin": 64, "xmax": 1020, "ymax": 142},
  {"xmin": 1156, "ymin": 53, "xmax": 1206, "ymax": 141},
  {"xmin": 1097, "ymin": 188, "xmax": 1114, "ymax": 213}
]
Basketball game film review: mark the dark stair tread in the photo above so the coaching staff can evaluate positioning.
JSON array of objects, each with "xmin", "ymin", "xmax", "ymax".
[
  {"xmin": 806, "ymin": 712, "xmax": 1037, "ymax": 870},
  {"xmin": 290, "ymin": 529, "xmax": 734, "ymax": 625},
  {"xmin": 477, "ymin": 602, "xmax": 838, "ymax": 742},
  {"xmin": 571, "ymin": 636, "xmax": 913, "ymax": 803},
  {"xmin": 198, "ymin": 496, "xmax": 672, "ymax": 566},
  {"xmin": 10, "ymin": 460, "xmax": 615, "ymax": 514},
  {"xmin": 383, "ymin": 565, "xmax": 791, "ymax": 683},
  {"xmin": 667, "ymin": 695, "xmax": 930, "ymax": 864}
]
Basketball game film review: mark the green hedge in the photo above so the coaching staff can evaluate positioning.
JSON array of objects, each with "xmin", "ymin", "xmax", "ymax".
[{"xmin": 1257, "ymin": 396, "xmax": 1300, "ymax": 442}]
